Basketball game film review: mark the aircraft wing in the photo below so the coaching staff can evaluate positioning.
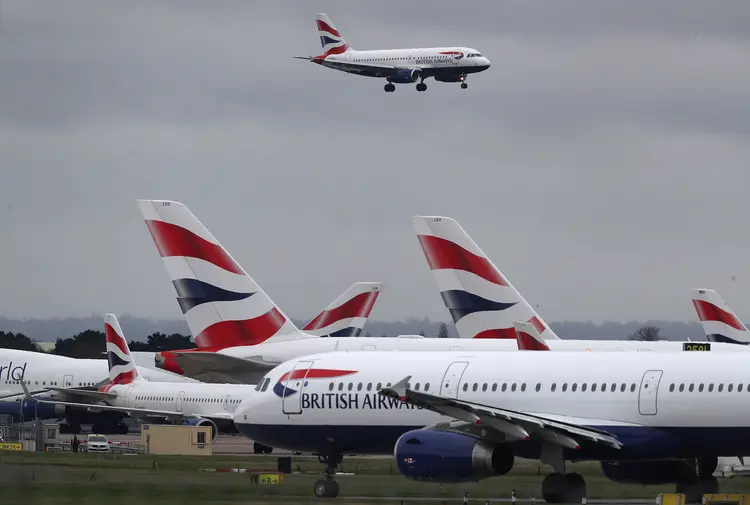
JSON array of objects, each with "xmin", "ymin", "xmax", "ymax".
[
  {"xmin": 46, "ymin": 387, "xmax": 118, "ymax": 403},
  {"xmin": 168, "ymin": 352, "xmax": 278, "ymax": 384},
  {"xmin": 21, "ymin": 382, "xmax": 232, "ymax": 422},
  {"xmin": 381, "ymin": 376, "xmax": 623, "ymax": 451},
  {"xmin": 295, "ymin": 56, "xmax": 415, "ymax": 79}
]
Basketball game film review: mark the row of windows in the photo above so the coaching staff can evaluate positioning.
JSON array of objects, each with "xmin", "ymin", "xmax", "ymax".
[
  {"xmin": 135, "ymin": 395, "xmax": 241, "ymax": 405},
  {"xmin": 353, "ymin": 55, "xmax": 454, "ymax": 63},
  {"xmin": 669, "ymin": 383, "xmax": 750, "ymax": 393},
  {"xmin": 4, "ymin": 380, "xmax": 96, "ymax": 387},
  {"xmin": 327, "ymin": 381, "xmax": 424, "ymax": 393}
]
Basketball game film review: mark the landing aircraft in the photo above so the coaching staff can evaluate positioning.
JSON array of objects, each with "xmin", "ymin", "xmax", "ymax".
[
  {"xmin": 234, "ymin": 350, "xmax": 746, "ymax": 502},
  {"xmin": 294, "ymin": 13, "xmax": 490, "ymax": 92}
]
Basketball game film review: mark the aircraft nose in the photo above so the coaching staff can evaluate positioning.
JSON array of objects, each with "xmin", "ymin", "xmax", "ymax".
[{"xmin": 482, "ymin": 57, "xmax": 491, "ymax": 68}]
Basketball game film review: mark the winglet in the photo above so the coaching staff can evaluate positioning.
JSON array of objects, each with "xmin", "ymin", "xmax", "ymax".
[
  {"xmin": 513, "ymin": 321, "xmax": 551, "ymax": 351},
  {"xmin": 20, "ymin": 375, "xmax": 33, "ymax": 401},
  {"xmin": 386, "ymin": 375, "xmax": 412, "ymax": 401}
]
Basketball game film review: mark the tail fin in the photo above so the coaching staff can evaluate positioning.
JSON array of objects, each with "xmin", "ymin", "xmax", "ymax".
[
  {"xmin": 137, "ymin": 200, "xmax": 301, "ymax": 350},
  {"xmin": 104, "ymin": 314, "xmax": 141, "ymax": 385},
  {"xmin": 316, "ymin": 13, "xmax": 350, "ymax": 56},
  {"xmin": 513, "ymin": 321, "xmax": 550, "ymax": 351},
  {"xmin": 691, "ymin": 289, "xmax": 750, "ymax": 344},
  {"xmin": 303, "ymin": 282, "xmax": 384, "ymax": 337},
  {"xmin": 412, "ymin": 216, "xmax": 560, "ymax": 341}
]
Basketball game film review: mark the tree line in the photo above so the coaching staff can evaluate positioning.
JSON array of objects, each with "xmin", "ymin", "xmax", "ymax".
[{"xmin": 0, "ymin": 330, "xmax": 195, "ymax": 359}]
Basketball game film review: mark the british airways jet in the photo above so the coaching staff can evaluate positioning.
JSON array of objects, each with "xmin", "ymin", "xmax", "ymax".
[
  {"xmin": 294, "ymin": 13, "xmax": 490, "ymax": 92},
  {"xmin": 234, "ymin": 350, "xmax": 747, "ymax": 502}
]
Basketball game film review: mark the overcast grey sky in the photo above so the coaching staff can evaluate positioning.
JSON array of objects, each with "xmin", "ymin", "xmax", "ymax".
[{"xmin": 1, "ymin": 1, "xmax": 749, "ymax": 324}]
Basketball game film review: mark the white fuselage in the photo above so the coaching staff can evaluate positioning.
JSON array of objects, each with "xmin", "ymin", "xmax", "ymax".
[
  {"xmin": 234, "ymin": 350, "xmax": 750, "ymax": 460},
  {"xmin": 325, "ymin": 47, "xmax": 491, "ymax": 76}
]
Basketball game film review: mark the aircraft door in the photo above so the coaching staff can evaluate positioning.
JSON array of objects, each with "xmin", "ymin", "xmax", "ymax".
[
  {"xmin": 176, "ymin": 391, "xmax": 185, "ymax": 412},
  {"xmin": 452, "ymin": 52, "xmax": 461, "ymax": 65},
  {"xmin": 440, "ymin": 361, "xmax": 469, "ymax": 398},
  {"xmin": 282, "ymin": 360, "xmax": 314, "ymax": 415},
  {"xmin": 223, "ymin": 395, "xmax": 230, "ymax": 410},
  {"xmin": 638, "ymin": 370, "xmax": 663, "ymax": 415},
  {"xmin": 63, "ymin": 375, "xmax": 73, "ymax": 388}
]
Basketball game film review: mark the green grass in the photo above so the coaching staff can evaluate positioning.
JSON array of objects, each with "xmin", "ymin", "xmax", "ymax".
[{"xmin": 0, "ymin": 452, "xmax": 748, "ymax": 504}]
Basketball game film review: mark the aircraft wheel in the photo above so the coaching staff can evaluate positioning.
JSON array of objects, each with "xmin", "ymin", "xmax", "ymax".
[
  {"xmin": 677, "ymin": 476, "xmax": 719, "ymax": 503},
  {"xmin": 416, "ymin": 83, "xmax": 427, "ymax": 92},
  {"xmin": 314, "ymin": 478, "xmax": 339, "ymax": 498},
  {"xmin": 384, "ymin": 83, "xmax": 395, "ymax": 92},
  {"xmin": 695, "ymin": 456, "xmax": 718, "ymax": 478},
  {"xmin": 461, "ymin": 82, "xmax": 468, "ymax": 89},
  {"xmin": 541, "ymin": 472, "xmax": 567, "ymax": 503},
  {"xmin": 564, "ymin": 473, "xmax": 586, "ymax": 503}
]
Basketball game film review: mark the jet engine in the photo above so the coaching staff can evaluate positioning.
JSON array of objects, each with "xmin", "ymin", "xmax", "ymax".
[
  {"xmin": 394, "ymin": 429, "xmax": 514, "ymax": 482},
  {"xmin": 387, "ymin": 69, "xmax": 421, "ymax": 84},
  {"xmin": 183, "ymin": 417, "xmax": 218, "ymax": 443}
]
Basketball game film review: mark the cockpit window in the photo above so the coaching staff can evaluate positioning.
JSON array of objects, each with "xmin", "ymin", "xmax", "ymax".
[
  {"xmin": 260, "ymin": 378, "xmax": 271, "ymax": 392},
  {"xmin": 254, "ymin": 378, "xmax": 265, "ymax": 391}
]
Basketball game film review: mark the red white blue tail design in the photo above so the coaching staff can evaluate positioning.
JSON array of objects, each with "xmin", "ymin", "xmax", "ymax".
[
  {"xmin": 412, "ymin": 216, "xmax": 559, "ymax": 341},
  {"xmin": 692, "ymin": 289, "xmax": 749, "ymax": 345},
  {"xmin": 104, "ymin": 313, "xmax": 141, "ymax": 386},
  {"xmin": 303, "ymin": 282, "xmax": 384, "ymax": 337},
  {"xmin": 316, "ymin": 13, "xmax": 350, "ymax": 57},
  {"xmin": 137, "ymin": 200, "xmax": 300, "ymax": 350},
  {"xmin": 513, "ymin": 321, "xmax": 550, "ymax": 351}
]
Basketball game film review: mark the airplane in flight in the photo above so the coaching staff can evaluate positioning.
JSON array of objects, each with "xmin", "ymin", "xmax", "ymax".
[
  {"xmin": 135, "ymin": 202, "xmax": 750, "ymax": 383},
  {"xmin": 24, "ymin": 314, "xmax": 266, "ymax": 448},
  {"xmin": 294, "ymin": 13, "xmax": 490, "ymax": 92},
  {"xmin": 692, "ymin": 288, "xmax": 749, "ymax": 344},
  {"xmin": 233, "ymin": 349, "xmax": 747, "ymax": 502},
  {"xmin": 0, "ymin": 345, "xmax": 194, "ymax": 434}
]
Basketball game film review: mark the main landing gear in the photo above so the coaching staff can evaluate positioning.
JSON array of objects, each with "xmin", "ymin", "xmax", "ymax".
[
  {"xmin": 416, "ymin": 81, "xmax": 427, "ymax": 92},
  {"xmin": 542, "ymin": 472, "xmax": 586, "ymax": 503},
  {"xmin": 384, "ymin": 83, "xmax": 395, "ymax": 92},
  {"xmin": 314, "ymin": 452, "xmax": 342, "ymax": 498},
  {"xmin": 677, "ymin": 456, "xmax": 719, "ymax": 503},
  {"xmin": 253, "ymin": 442, "xmax": 273, "ymax": 454}
]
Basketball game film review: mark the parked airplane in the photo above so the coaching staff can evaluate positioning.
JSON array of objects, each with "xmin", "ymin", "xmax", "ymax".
[
  {"xmin": 233, "ymin": 350, "xmax": 746, "ymax": 501},
  {"xmin": 136, "ymin": 202, "xmax": 750, "ymax": 384},
  {"xmin": 0, "ymin": 347, "xmax": 194, "ymax": 434},
  {"xmin": 692, "ymin": 288, "xmax": 750, "ymax": 344},
  {"xmin": 294, "ymin": 13, "xmax": 490, "ymax": 92},
  {"xmin": 24, "ymin": 314, "xmax": 266, "ymax": 448}
]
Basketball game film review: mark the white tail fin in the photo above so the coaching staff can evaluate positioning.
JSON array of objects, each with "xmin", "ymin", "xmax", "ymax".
[
  {"xmin": 412, "ymin": 216, "xmax": 560, "ymax": 341},
  {"xmin": 513, "ymin": 321, "xmax": 550, "ymax": 351},
  {"xmin": 691, "ymin": 289, "xmax": 750, "ymax": 345},
  {"xmin": 104, "ymin": 314, "xmax": 141, "ymax": 385},
  {"xmin": 316, "ymin": 13, "xmax": 351, "ymax": 56},
  {"xmin": 137, "ymin": 200, "xmax": 301, "ymax": 350},
  {"xmin": 303, "ymin": 282, "xmax": 384, "ymax": 337}
]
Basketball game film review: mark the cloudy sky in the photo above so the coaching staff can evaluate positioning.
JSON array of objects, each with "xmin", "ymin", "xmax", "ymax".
[{"xmin": 1, "ymin": 1, "xmax": 749, "ymax": 324}]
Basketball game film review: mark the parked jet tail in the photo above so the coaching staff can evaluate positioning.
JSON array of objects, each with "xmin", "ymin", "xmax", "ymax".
[
  {"xmin": 513, "ymin": 321, "xmax": 550, "ymax": 351},
  {"xmin": 303, "ymin": 282, "xmax": 384, "ymax": 337},
  {"xmin": 692, "ymin": 289, "xmax": 750, "ymax": 345},
  {"xmin": 104, "ymin": 313, "xmax": 141, "ymax": 386},
  {"xmin": 412, "ymin": 216, "xmax": 560, "ymax": 341},
  {"xmin": 137, "ymin": 199, "xmax": 302, "ymax": 352}
]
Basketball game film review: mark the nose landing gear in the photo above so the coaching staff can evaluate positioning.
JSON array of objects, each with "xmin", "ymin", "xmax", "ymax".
[
  {"xmin": 416, "ymin": 82, "xmax": 427, "ymax": 92},
  {"xmin": 314, "ymin": 452, "xmax": 343, "ymax": 498}
]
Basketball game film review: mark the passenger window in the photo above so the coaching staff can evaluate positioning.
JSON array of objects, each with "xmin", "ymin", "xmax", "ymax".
[
  {"xmin": 669, "ymin": 384, "xmax": 675, "ymax": 392},
  {"xmin": 708, "ymin": 384, "xmax": 714, "ymax": 392},
  {"xmin": 425, "ymin": 383, "xmax": 430, "ymax": 392},
  {"xmin": 689, "ymin": 384, "xmax": 694, "ymax": 392},
  {"xmin": 630, "ymin": 384, "xmax": 636, "ymax": 392},
  {"xmin": 571, "ymin": 384, "xmax": 578, "ymax": 392},
  {"xmin": 581, "ymin": 383, "xmax": 587, "ymax": 392},
  {"xmin": 610, "ymin": 384, "xmax": 616, "ymax": 392},
  {"xmin": 591, "ymin": 383, "xmax": 597, "ymax": 392},
  {"xmin": 719, "ymin": 384, "xmax": 724, "ymax": 392},
  {"xmin": 728, "ymin": 384, "xmax": 734, "ymax": 393},
  {"xmin": 415, "ymin": 383, "xmax": 420, "ymax": 391},
  {"xmin": 699, "ymin": 384, "xmax": 704, "ymax": 392},
  {"xmin": 620, "ymin": 384, "xmax": 626, "ymax": 392},
  {"xmin": 562, "ymin": 383, "xmax": 568, "ymax": 392},
  {"xmin": 739, "ymin": 384, "xmax": 744, "ymax": 393},
  {"xmin": 511, "ymin": 383, "xmax": 517, "ymax": 392},
  {"xmin": 520, "ymin": 383, "xmax": 526, "ymax": 392},
  {"xmin": 472, "ymin": 383, "xmax": 478, "ymax": 392},
  {"xmin": 348, "ymin": 383, "xmax": 353, "ymax": 391},
  {"xmin": 338, "ymin": 383, "xmax": 344, "ymax": 391},
  {"xmin": 679, "ymin": 384, "xmax": 684, "ymax": 392},
  {"xmin": 376, "ymin": 382, "xmax": 382, "ymax": 390},
  {"xmin": 551, "ymin": 383, "xmax": 557, "ymax": 392},
  {"xmin": 535, "ymin": 383, "xmax": 541, "ymax": 392},
  {"xmin": 501, "ymin": 383, "xmax": 507, "ymax": 392},
  {"xmin": 602, "ymin": 383, "xmax": 607, "ymax": 392},
  {"xmin": 463, "ymin": 383, "xmax": 468, "ymax": 392},
  {"xmin": 491, "ymin": 384, "xmax": 497, "ymax": 392},
  {"xmin": 482, "ymin": 383, "xmax": 487, "ymax": 392},
  {"xmin": 357, "ymin": 383, "xmax": 363, "ymax": 391},
  {"xmin": 329, "ymin": 383, "xmax": 334, "ymax": 391}
]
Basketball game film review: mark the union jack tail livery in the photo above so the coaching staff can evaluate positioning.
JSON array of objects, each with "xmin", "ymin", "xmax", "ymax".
[
  {"xmin": 691, "ymin": 289, "xmax": 750, "ymax": 345},
  {"xmin": 303, "ymin": 282, "xmax": 384, "ymax": 337},
  {"xmin": 412, "ymin": 216, "xmax": 560, "ymax": 341},
  {"xmin": 513, "ymin": 321, "xmax": 550, "ymax": 351},
  {"xmin": 104, "ymin": 313, "xmax": 141, "ymax": 385},
  {"xmin": 316, "ymin": 13, "xmax": 350, "ymax": 56},
  {"xmin": 137, "ymin": 200, "xmax": 301, "ymax": 351}
]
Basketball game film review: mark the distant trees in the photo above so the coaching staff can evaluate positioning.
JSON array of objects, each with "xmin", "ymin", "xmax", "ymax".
[
  {"xmin": 53, "ymin": 330, "xmax": 106, "ymax": 359},
  {"xmin": 437, "ymin": 323, "xmax": 449, "ymax": 338},
  {"xmin": 128, "ymin": 332, "xmax": 195, "ymax": 352},
  {"xmin": 629, "ymin": 326, "xmax": 661, "ymax": 341},
  {"xmin": 0, "ymin": 331, "xmax": 38, "ymax": 351}
]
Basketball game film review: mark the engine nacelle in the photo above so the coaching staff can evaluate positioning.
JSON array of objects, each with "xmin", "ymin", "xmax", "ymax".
[
  {"xmin": 394, "ymin": 429, "xmax": 514, "ymax": 483},
  {"xmin": 183, "ymin": 417, "xmax": 218, "ymax": 443},
  {"xmin": 0, "ymin": 398, "xmax": 66, "ymax": 422},
  {"xmin": 601, "ymin": 460, "xmax": 695, "ymax": 485},
  {"xmin": 387, "ymin": 69, "xmax": 421, "ymax": 84}
]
